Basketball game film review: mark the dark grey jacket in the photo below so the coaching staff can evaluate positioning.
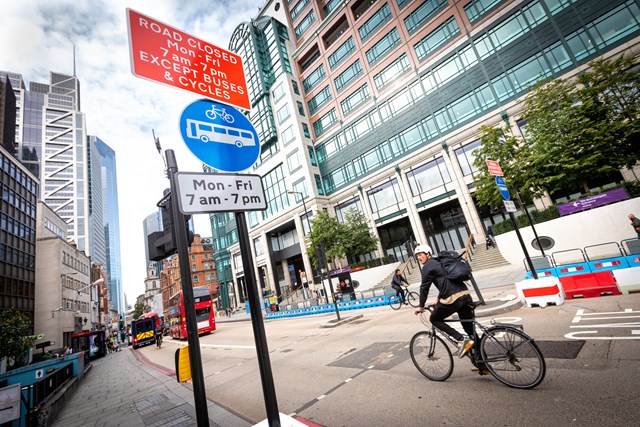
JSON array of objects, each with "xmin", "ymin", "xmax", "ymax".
[{"xmin": 418, "ymin": 258, "xmax": 468, "ymax": 307}]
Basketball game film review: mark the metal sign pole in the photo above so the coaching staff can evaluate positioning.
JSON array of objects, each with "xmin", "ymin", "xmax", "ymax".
[
  {"xmin": 235, "ymin": 211, "xmax": 280, "ymax": 426},
  {"xmin": 516, "ymin": 190, "xmax": 545, "ymax": 256},
  {"xmin": 166, "ymin": 149, "xmax": 210, "ymax": 427},
  {"xmin": 509, "ymin": 212, "xmax": 538, "ymax": 280}
]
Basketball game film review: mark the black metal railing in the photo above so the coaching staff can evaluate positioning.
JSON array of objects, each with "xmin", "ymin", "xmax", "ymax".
[{"xmin": 21, "ymin": 362, "xmax": 74, "ymax": 425}]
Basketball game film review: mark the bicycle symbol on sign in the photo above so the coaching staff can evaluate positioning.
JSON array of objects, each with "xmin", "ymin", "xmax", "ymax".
[{"xmin": 206, "ymin": 105, "xmax": 234, "ymax": 123}]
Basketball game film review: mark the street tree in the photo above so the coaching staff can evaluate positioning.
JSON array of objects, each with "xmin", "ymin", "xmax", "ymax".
[
  {"xmin": 132, "ymin": 302, "xmax": 144, "ymax": 320},
  {"xmin": 522, "ymin": 54, "xmax": 639, "ymax": 194},
  {"xmin": 306, "ymin": 210, "xmax": 342, "ymax": 269},
  {"xmin": 340, "ymin": 209, "xmax": 379, "ymax": 263},
  {"xmin": 471, "ymin": 124, "xmax": 535, "ymax": 207},
  {"xmin": 0, "ymin": 309, "xmax": 35, "ymax": 370}
]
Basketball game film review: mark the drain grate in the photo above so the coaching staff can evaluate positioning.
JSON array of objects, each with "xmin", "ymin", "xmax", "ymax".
[{"xmin": 535, "ymin": 340, "xmax": 585, "ymax": 359}]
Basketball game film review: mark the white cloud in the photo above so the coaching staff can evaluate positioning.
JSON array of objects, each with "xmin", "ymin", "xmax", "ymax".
[{"xmin": 0, "ymin": 0, "xmax": 259, "ymax": 301}]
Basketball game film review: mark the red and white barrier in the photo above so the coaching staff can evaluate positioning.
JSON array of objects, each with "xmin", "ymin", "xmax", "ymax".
[{"xmin": 515, "ymin": 276, "xmax": 565, "ymax": 308}]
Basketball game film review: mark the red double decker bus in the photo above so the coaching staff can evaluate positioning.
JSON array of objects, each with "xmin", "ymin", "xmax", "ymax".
[{"xmin": 168, "ymin": 286, "xmax": 216, "ymax": 340}]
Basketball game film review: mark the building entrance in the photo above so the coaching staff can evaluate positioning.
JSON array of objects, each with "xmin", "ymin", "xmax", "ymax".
[
  {"xmin": 377, "ymin": 217, "xmax": 415, "ymax": 263},
  {"xmin": 420, "ymin": 200, "xmax": 469, "ymax": 254}
]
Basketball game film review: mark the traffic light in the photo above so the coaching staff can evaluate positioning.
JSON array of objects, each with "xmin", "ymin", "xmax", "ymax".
[{"xmin": 148, "ymin": 189, "xmax": 194, "ymax": 261}]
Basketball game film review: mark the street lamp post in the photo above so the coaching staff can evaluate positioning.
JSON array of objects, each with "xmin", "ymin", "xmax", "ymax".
[
  {"xmin": 288, "ymin": 190, "xmax": 314, "ymax": 285},
  {"xmin": 288, "ymin": 191, "xmax": 340, "ymax": 320}
]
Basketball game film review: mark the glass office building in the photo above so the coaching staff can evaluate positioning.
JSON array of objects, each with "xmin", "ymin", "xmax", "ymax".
[
  {"xmin": 211, "ymin": 0, "xmax": 640, "ymax": 307},
  {"xmin": 89, "ymin": 136, "xmax": 124, "ymax": 315}
]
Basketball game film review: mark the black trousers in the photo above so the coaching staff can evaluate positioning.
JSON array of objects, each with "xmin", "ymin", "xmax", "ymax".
[{"xmin": 430, "ymin": 294, "xmax": 475, "ymax": 341}]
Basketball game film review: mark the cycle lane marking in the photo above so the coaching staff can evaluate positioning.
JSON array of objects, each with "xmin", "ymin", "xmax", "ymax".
[{"xmin": 566, "ymin": 308, "xmax": 640, "ymax": 340}]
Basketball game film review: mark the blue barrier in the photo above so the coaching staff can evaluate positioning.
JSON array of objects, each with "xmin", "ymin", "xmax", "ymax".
[
  {"xmin": 554, "ymin": 262, "xmax": 591, "ymax": 277},
  {"xmin": 264, "ymin": 295, "xmax": 393, "ymax": 319},
  {"xmin": 587, "ymin": 256, "xmax": 630, "ymax": 272},
  {"xmin": 525, "ymin": 268, "xmax": 558, "ymax": 279},
  {"xmin": 625, "ymin": 254, "xmax": 640, "ymax": 267}
]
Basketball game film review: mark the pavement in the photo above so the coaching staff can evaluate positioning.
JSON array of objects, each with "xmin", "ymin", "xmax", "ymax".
[{"xmin": 51, "ymin": 263, "xmax": 527, "ymax": 427}]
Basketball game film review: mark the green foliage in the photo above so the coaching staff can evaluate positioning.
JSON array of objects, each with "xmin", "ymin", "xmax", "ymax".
[
  {"xmin": 622, "ymin": 180, "xmax": 640, "ymax": 198},
  {"xmin": 522, "ymin": 54, "xmax": 640, "ymax": 194},
  {"xmin": 132, "ymin": 302, "xmax": 144, "ymax": 320},
  {"xmin": 472, "ymin": 124, "xmax": 537, "ymax": 207},
  {"xmin": 0, "ymin": 309, "xmax": 35, "ymax": 370},
  {"xmin": 307, "ymin": 208, "xmax": 379, "ymax": 268},
  {"xmin": 341, "ymin": 209, "xmax": 379, "ymax": 262},
  {"xmin": 492, "ymin": 206, "xmax": 560, "ymax": 235},
  {"xmin": 349, "ymin": 256, "xmax": 390, "ymax": 270}
]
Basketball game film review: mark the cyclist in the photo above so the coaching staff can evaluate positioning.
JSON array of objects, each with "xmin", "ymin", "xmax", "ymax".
[
  {"xmin": 413, "ymin": 244, "xmax": 475, "ymax": 358},
  {"xmin": 391, "ymin": 269, "xmax": 409, "ymax": 305}
]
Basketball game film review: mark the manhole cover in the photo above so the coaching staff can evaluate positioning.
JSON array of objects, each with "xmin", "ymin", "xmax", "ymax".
[
  {"xmin": 329, "ymin": 342, "xmax": 409, "ymax": 370},
  {"xmin": 535, "ymin": 340, "xmax": 585, "ymax": 359}
]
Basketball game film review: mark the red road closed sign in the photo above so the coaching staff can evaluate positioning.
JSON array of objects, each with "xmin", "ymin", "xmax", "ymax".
[
  {"xmin": 486, "ymin": 159, "xmax": 504, "ymax": 176},
  {"xmin": 126, "ymin": 8, "xmax": 250, "ymax": 110}
]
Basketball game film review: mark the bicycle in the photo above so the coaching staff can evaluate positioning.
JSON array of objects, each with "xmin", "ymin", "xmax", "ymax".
[
  {"xmin": 205, "ymin": 105, "xmax": 234, "ymax": 123},
  {"xmin": 389, "ymin": 286, "xmax": 420, "ymax": 310},
  {"xmin": 410, "ymin": 302, "xmax": 545, "ymax": 389}
]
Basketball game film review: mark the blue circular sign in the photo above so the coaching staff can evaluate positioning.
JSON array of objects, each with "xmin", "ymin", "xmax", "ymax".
[
  {"xmin": 179, "ymin": 99, "xmax": 260, "ymax": 172},
  {"xmin": 495, "ymin": 175, "xmax": 510, "ymax": 200}
]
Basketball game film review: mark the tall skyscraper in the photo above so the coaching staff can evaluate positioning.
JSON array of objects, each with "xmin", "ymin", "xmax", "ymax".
[
  {"xmin": 208, "ymin": 0, "xmax": 640, "ymax": 308},
  {"xmin": 89, "ymin": 136, "xmax": 124, "ymax": 315},
  {"xmin": 3, "ymin": 71, "xmax": 91, "ymax": 254}
]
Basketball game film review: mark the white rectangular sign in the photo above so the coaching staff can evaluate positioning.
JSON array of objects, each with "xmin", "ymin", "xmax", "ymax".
[
  {"xmin": 175, "ymin": 172, "xmax": 267, "ymax": 214},
  {"xmin": 503, "ymin": 200, "xmax": 517, "ymax": 212}
]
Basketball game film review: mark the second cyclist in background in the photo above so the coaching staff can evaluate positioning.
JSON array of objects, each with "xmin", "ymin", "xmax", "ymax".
[
  {"xmin": 391, "ymin": 269, "xmax": 410, "ymax": 305},
  {"xmin": 413, "ymin": 245, "xmax": 475, "ymax": 358}
]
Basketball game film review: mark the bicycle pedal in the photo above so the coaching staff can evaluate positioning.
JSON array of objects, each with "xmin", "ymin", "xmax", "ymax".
[{"xmin": 471, "ymin": 367, "xmax": 490, "ymax": 376}]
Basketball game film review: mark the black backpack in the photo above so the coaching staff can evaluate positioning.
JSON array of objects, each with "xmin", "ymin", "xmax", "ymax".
[{"xmin": 437, "ymin": 251, "xmax": 472, "ymax": 281}]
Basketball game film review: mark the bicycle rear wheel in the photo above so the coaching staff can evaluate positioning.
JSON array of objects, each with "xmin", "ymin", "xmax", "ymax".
[
  {"xmin": 406, "ymin": 291, "xmax": 420, "ymax": 307},
  {"xmin": 479, "ymin": 326, "xmax": 546, "ymax": 389},
  {"xmin": 410, "ymin": 331, "xmax": 453, "ymax": 381},
  {"xmin": 389, "ymin": 295, "xmax": 402, "ymax": 310}
]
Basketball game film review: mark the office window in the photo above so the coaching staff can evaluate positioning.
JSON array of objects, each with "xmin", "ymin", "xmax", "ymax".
[
  {"xmin": 287, "ymin": 150, "xmax": 302, "ymax": 172},
  {"xmin": 465, "ymin": 0, "xmax": 506, "ymax": 23},
  {"xmin": 406, "ymin": 157, "xmax": 451, "ymax": 196},
  {"xmin": 295, "ymin": 10, "xmax": 317, "ymax": 39},
  {"xmin": 323, "ymin": 0, "xmax": 342, "ymax": 16},
  {"xmin": 282, "ymin": 125, "xmax": 295, "ymax": 146},
  {"xmin": 303, "ymin": 64, "xmax": 326, "ymax": 92},
  {"xmin": 404, "ymin": 0, "xmax": 448, "ymax": 35},
  {"xmin": 297, "ymin": 101, "xmax": 306, "ymax": 116},
  {"xmin": 415, "ymin": 16, "xmax": 460, "ymax": 62},
  {"xmin": 358, "ymin": 3, "xmax": 391, "ymax": 42},
  {"xmin": 373, "ymin": 54, "xmax": 409, "ymax": 90},
  {"xmin": 367, "ymin": 179, "xmax": 403, "ymax": 213},
  {"xmin": 328, "ymin": 37, "xmax": 356, "ymax": 70},
  {"xmin": 262, "ymin": 165, "xmax": 288, "ymax": 219},
  {"xmin": 308, "ymin": 146, "xmax": 317, "ymax": 166},
  {"xmin": 291, "ymin": 0, "xmax": 312, "ymax": 20},
  {"xmin": 277, "ymin": 104, "xmax": 291, "ymax": 124},
  {"xmin": 366, "ymin": 28, "xmax": 401, "ymax": 66},
  {"xmin": 334, "ymin": 59, "xmax": 363, "ymax": 92},
  {"xmin": 335, "ymin": 197, "xmax": 364, "ymax": 223},
  {"xmin": 455, "ymin": 140, "xmax": 481, "ymax": 177},
  {"xmin": 254, "ymin": 237, "xmax": 264, "ymax": 256},
  {"xmin": 302, "ymin": 123, "xmax": 311, "ymax": 138},
  {"xmin": 314, "ymin": 174, "xmax": 325, "ymax": 195},
  {"xmin": 341, "ymin": 83, "xmax": 370, "ymax": 115},
  {"xmin": 272, "ymin": 82, "xmax": 286, "ymax": 102},
  {"xmin": 312, "ymin": 108, "xmax": 338, "ymax": 137},
  {"xmin": 308, "ymin": 86, "xmax": 332, "ymax": 114}
]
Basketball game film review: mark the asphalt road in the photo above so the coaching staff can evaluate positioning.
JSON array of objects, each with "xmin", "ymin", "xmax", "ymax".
[{"xmin": 138, "ymin": 293, "xmax": 640, "ymax": 427}]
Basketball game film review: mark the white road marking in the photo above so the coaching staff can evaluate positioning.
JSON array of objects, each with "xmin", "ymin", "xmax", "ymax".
[
  {"xmin": 345, "ymin": 378, "xmax": 352, "ymax": 383},
  {"xmin": 317, "ymin": 395, "xmax": 326, "ymax": 400}
]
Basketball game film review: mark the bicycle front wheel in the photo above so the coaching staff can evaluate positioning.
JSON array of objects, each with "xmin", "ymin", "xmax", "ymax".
[
  {"xmin": 410, "ymin": 331, "xmax": 453, "ymax": 381},
  {"xmin": 389, "ymin": 295, "xmax": 402, "ymax": 310},
  {"xmin": 479, "ymin": 326, "xmax": 546, "ymax": 389},
  {"xmin": 406, "ymin": 291, "xmax": 420, "ymax": 307}
]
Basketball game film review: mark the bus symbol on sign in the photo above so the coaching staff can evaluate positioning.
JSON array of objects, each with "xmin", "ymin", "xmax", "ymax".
[
  {"xmin": 179, "ymin": 99, "xmax": 261, "ymax": 172},
  {"xmin": 186, "ymin": 119, "xmax": 256, "ymax": 147}
]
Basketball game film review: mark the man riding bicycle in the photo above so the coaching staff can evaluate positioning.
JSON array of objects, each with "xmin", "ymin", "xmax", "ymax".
[
  {"xmin": 391, "ymin": 269, "xmax": 409, "ymax": 304},
  {"xmin": 413, "ymin": 244, "xmax": 475, "ymax": 358}
]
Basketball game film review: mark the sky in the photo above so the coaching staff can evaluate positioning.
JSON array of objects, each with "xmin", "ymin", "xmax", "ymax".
[{"xmin": 0, "ymin": 0, "xmax": 260, "ymax": 301}]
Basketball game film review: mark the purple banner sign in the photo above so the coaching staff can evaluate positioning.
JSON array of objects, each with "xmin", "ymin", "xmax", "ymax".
[{"xmin": 558, "ymin": 187, "xmax": 629, "ymax": 216}]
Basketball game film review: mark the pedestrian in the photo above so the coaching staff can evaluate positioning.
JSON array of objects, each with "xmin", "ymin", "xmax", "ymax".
[
  {"xmin": 486, "ymin": 225, "xmax": 495, "ymax": 249},
  {"xmin": 413, "ymin": 244, "xmax": 475, "ymax": 358},
  {"xmin": 63, "ymin": 345, "xmax": 72, "ymax": 355},
  {"xmin": 629, "ymin": 213, "xmax": 640, "ymax": 239},
  {"xmin": 391, "ymin": 269, "xmax": 409, "ymax": 304}
]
